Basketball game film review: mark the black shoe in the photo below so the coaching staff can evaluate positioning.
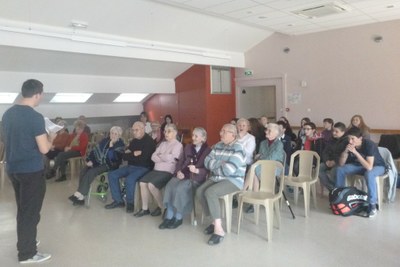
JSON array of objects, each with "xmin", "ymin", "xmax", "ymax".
[
  {"xmin": 167, "ymin": 218, "xmax": 183, "ymax": 229},
  {"xmin": 105, "ymin": 201, "xmax": 125, "ymax": 209},
  {"xmin": 68, "ymin": 195, "xmax": 78, "ymax": 203},
  {"xmin": 151, "ymin": 207, "xmax": 162, "ymax": 216},
  {"xmin": 73, "ymin": 199, "xmax": 84, "ymax": 206},
  {"xmin": 203, "ymin": 224, "xmax": 214, "ymax": 235},
  {"xmin": 159, "ymin": 218, "xmax": 173, "ymax": 229},
  {"xmin": 134, "ymin": 209, "xmax": 150, "ymax": 217},
  {"xmin": 126, "ymin": 203, "xmax": 134, "ymax": 213},
  {"xmin": 46, "ymin": 170, "xmax": 56, "ymax": 179},
  {"xmin": 55, "ymin": 175, "xmax": 66, "ymax": 182},
  {"xmin": 245, "ymin": 205, "xmax": 254, "ymax": 214},
  {"xmin": 208, "ymin": 234, "xmax": 224, "ymax": 245}
]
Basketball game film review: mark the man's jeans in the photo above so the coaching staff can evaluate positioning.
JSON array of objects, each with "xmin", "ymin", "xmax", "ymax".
[
  {"xmin": 336, "ymin": 164, "xmax": 385, "ymax": 205},
  {"xmin": 319, "ymin": 163, "xmax": 337, "ymax": 191},
  {"xmin": 108, "ymin": 165, "xmax": 149, "ymax": 204}
]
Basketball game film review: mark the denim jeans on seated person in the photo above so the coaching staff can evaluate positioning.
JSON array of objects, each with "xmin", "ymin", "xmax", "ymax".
[
  {"xmin": 335, "ymin": 164, "xmax": 385, "ymax": 205},
  {"xmin": 319, "ymin": 163, "xmax": 337, "ymax": 191},
  {"xmin": 108, "ymin": 165, "xmax": 150, "ymax": 204}
]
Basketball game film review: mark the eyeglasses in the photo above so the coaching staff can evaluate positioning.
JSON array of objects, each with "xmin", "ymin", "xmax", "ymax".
[
  {"xmin": 220, "ymin": 130, "xmax": 234, "ymax": 134},
  {"xmin": 303, "ymin": 127, "xmax": 313, "ymax": 131}
]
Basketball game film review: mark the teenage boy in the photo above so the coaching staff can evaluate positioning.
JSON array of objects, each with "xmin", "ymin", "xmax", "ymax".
[
  {"xmin": 335, "ymin": 127, "xmax": 385, "ymax": 217},
  {"xmin": 319, "ymin": 122, "xmax": 347, "ymax": 191}
]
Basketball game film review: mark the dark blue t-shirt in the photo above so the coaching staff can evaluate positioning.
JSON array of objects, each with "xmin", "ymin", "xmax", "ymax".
[
  {"xmin": 346, "ymin": 139, "xmax": 385, "ymax": 167},
  {"xmin": 2, "ymin": 105, "xmax": 46, "ymax": 173}
]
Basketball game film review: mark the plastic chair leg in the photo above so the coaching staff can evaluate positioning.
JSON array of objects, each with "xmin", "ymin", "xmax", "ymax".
[
  {"xmin": 303, "ymin": 184, "xmax": 310, "ymax": 217},
  {"xmin": 237, "ymin": 199, "xmax": 244, "ymax": 235},
  {"xmin": 265, "ymin": 201, "xmax": 273, "ymax": 242}
]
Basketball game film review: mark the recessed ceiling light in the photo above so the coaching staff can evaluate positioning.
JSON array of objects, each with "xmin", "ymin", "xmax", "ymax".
[
  {"xmin": 0, "ymin": 92, "xmax": 18, "ymax": 104},
  {"xmin": 387, "ymin": 5, "xmax": 395, "ymax": 8},
  {"xmin": 288, "ymin": 23, "xmax": 294, "ymax": 27},
  {"xmin": 113, "ymin": 93, "xmax": 148, "ymax": 103},
  {"xmin": 50, "ymin": 93, "xmax": 92, "ymax": 103},
  {"xmin": 258, "ymin": 16, "xmax": 267, "ymax": 19}
]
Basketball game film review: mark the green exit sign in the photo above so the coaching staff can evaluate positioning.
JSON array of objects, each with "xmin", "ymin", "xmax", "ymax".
[{"xmin": 244, "ymin": 69, "xmax": 253, "ymax": 76}]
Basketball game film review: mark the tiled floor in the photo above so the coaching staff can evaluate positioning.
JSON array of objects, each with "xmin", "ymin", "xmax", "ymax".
[{"xmin": 0, "ymin": 176, "xmax": 399, "ymax": 267}]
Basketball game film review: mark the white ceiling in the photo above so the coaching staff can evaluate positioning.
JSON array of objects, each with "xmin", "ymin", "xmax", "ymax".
[
  {"xmin": 157, "ymin": 0, "xmax": 400, "ymax": 35},
  {"xmin": 0, "ymin": 0, "xmax": 399, "ymax": 104}
]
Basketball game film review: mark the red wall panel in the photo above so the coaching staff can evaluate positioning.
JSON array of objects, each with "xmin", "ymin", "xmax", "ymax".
[{"xmin": 143, "ymin": 65, "xmax": 236, "ymax": 145}]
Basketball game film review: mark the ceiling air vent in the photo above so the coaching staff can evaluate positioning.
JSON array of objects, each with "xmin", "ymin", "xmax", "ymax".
[{"xmin": 292, "ymin": 2, "xmax": 351, "ymax": 19}]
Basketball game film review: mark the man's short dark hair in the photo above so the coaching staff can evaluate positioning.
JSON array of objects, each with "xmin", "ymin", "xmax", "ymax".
[
  {"xmin": 21, "ymin": 79, "xmax": 43, "ymax": 98},
  {"xmin": 346, "ymin": 126, "xmax": 363, "ymax": 138},
  {"xmin": 333, "ymin": 122, "xmax": 346, "ymax": 132},
  {"xmin": 323, "ymin": 118, "xmax": 334, "ymax": 125}
]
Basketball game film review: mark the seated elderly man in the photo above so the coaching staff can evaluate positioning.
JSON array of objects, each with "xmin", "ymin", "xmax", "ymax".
[
  {"xmin": 196, "ymin": 123, "xmax": 246, "ymax": 246},
  {"xmin": 105, "ymin": 121, "xmax": 156, "ymax": 213}
]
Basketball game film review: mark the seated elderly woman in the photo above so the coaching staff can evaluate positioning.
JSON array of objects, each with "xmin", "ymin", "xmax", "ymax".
[
  {"xmin": 45, "ymin": 120, "xmax": 69, "ymax": 160},
  {"xmin": 134, "ymin": 123, "xmax": 183, "ymax": 217},
  {"xmin": 159, "ymin": 127, "xmax": 211, "ymax": 229},
  {"xmin": 196, "ymin": 123, "xmax": 246, "ymax": 246},
  {"xmin": 245, "ymin": 123, "xmax": 285, "ymax": 213},
  {"xmin": 46, "ymin": 119, "xmax": 89, "ymax": 182},
  {"xmin": 68, "ymin": 126, "xmax": 125, "ymax": 206},
  {"xmin": 236, "ymin": 118, "xmax": 256, "ymax": 167}
]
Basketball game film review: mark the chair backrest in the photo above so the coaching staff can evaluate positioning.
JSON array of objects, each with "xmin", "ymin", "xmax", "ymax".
[
  {"xmin": 378, "ymin": 146, "xmax": 398, "ymax": 174},
  {"xmin": 0, "ymin": 141, "xmax": 5, "ymax": 162},
  {"xmin": 247, "ymin": 160, "xmax": 284, "ymax": 194},
  {"xmin": 288, "ymin": 150, "xmax": 320, "ymax": 179}
]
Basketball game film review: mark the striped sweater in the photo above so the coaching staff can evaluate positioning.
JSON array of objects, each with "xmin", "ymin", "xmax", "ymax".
[{"xmin": 205, "ymin": 140, "xmax": 246, "ymax": 189}]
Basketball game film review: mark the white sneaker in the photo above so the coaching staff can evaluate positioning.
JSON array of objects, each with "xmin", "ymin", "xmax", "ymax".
[
  {"xmin": 20, "ymin": 252, "xmax": 51, "ymax": 264},
  {"xmin": 36, "ymin": 240, "xmax": 40, "ymax": 247}
]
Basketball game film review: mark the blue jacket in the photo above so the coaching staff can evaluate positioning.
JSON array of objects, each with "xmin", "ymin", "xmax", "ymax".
[{"xmin": 86, "ymin": 137, "xmax": 125, "ymax": 170}]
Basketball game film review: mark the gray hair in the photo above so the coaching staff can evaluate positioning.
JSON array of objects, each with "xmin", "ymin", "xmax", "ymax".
[
  {"xmin": 236, "ymin": 118, "xmax": 250, "ymax": 127},
  {"xmin": 267, "ymin": 123, "xmax": 281, "ymax": 135},
  {"xmin": 73, "ymin": 119, "xmax": 86, "ymax": 130},
  {"xmin": 223, "ymin": 123, "xmax": 238, "ymax": 138},
  {"xmin": 165, "ymin": 123, "xmax": 178, "ymax": 133},
  {"xmin": 110, "ymin": 126, "xmax": 123, "ymax": 137},
  {"xmin": 132, "ymin": 121, "xmax": 145, "ymax": 129},
  {"xmin": 193, "ymin": 127, "xmax": 207, "ymax": 141}
]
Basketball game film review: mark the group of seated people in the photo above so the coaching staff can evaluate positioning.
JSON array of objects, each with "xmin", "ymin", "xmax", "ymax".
[{"xmin": 47, "ymin": 112, "xmax": 385, "ymax": 246}]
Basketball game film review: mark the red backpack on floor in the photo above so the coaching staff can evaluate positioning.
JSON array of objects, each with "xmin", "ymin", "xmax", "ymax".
[{"xmin": 329, "ymin": 187, "xmax": 369, "ymax": 217}]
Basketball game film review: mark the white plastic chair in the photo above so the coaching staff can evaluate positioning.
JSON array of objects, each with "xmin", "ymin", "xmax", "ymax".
[
  {"xmin": 346, "ymin": 147, "xmax": 395, "ymax": 209},
  {"xmin": 237, "ymin": 160, "xmax": 285, "ymax": 241},
  {"xmin": 284, "ymin": 150, "xmax": 320, "ymax": 217}
]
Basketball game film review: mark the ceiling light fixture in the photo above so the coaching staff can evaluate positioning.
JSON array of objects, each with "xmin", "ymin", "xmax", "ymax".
[
  {"xmin": 0, "ymin": 92, "xmax": 18, "ymax": 104},
  {"xmin": 113, "ymin": 93, "xmax": 148, "ymax": 103},
  {"xmin": 50, "ymin": 93, "xmax": 92, "ymax": 103}
]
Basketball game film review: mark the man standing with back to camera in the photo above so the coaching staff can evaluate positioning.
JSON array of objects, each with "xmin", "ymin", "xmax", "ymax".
[{"xmin": 2, "ymin": 79, "xmax": 55, "ymax": 264}]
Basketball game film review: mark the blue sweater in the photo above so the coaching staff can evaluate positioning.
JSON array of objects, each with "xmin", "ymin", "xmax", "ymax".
[
  {"xmin": 205, "ymin": 140, "xmax": 246, "ymax": 189},
  {"xmin": 86, "ymin": 137, "xmax": 125, "ymax": 170}
]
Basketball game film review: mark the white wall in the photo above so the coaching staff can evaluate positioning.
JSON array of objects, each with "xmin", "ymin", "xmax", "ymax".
[
  {"xmin": 237, "ymin": 20, "xmax": 400, "ymax": 129},
  {"xmin": 236, "ymin": 85, "xmax": 276, "ymax": 119}
]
